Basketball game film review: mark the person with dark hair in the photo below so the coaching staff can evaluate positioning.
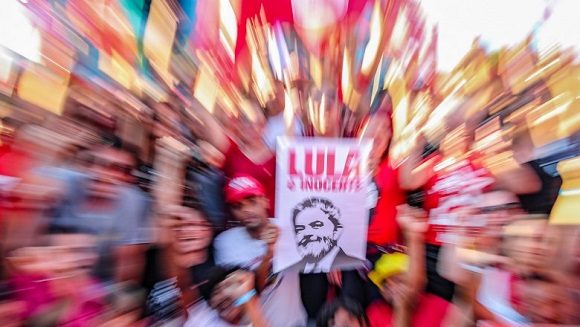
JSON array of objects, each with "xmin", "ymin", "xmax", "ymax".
[
  {"xmin": 186, "ymin": 267, "xmax": 270, "ymax": 327},
  {"xmin": 316, "ymin": 297, "xmax": 369, "ymax": 327},
  {"xmin": 291, "ymin": 197, "xmax": 360, "ymax": 273},
  {"xmin": 214, "ymin": 175, "xmax": 307, "ymax": 327},
  {"xmin": 299, "ymin": 106, "xmax": 404, "ymax": 323},
  {"xmin": 48, "ymin": 134, "xmax": 153, "ymax": 283},
  {"xmin": 144, "ymin": 205, "xmax": 216, "ymax": 325}
]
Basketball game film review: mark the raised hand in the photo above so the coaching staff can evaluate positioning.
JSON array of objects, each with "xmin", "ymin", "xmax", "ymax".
[
  {"xmin": 396, "ymin": 205, "xmax": 429, "ymax": 236},
  {"xmin": 260, "ymin": 223, "xmax": 280, "ymax": 252},
  {"xmin": 224, "ymin": 270, "xmax": 256, "ymax": 300}
]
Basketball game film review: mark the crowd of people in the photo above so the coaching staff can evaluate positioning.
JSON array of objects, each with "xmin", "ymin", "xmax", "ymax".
[{"xmin": 0, "ymin": 86, "xmax": 578, "ymax": 327}]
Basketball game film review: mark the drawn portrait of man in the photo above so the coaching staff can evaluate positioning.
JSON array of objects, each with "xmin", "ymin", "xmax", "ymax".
[{"xmin": 291, "ymin": 197, "xmax": 360, "ymax": 273}]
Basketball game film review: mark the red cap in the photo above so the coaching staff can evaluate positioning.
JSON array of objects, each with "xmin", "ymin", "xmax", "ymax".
[{"xmin": 225, "ymin": 175, "xmax": 265, "ymax": 203}]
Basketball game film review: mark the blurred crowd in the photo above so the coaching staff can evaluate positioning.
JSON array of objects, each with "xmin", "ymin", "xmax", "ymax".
[
  {"xmin": 0, "ymin": 79, "xmax": 578, "ymax": 327},
  {"xmin": 1, "ymin": 0, "xmax": 580, "ymax": 326}
]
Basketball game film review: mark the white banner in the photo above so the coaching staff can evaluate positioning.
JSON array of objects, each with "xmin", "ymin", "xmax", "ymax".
[{"xmin": 273, "ymin": 137, "xmax": 372, "ymax": 273}]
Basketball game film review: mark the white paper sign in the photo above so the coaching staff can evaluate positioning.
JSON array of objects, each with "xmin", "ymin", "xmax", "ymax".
[{"xmin": 274, "ymin": 137, "xmax": 372, "ymax": 273}]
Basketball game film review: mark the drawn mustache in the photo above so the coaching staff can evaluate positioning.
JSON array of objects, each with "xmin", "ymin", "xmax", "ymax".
[{"xmin": 298, "ymin": 236, "xmax": 324, "ymax": 247}]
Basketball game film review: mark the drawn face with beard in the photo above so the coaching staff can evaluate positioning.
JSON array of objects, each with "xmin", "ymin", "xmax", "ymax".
[{"xmin": 293, "ymin": 198, "xmax": 342, "ymax": 262}]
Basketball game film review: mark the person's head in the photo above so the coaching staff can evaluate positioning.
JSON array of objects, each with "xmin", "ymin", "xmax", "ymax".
[
  {"xmin": 503, "ymin": 216, "xmax": 552, "ymax": 274},
  {"xmin": 199, "ymin": 267, "xmax": 255, "ymax": 325},
  {"xmin": 86, "ymin": 135, "xmax": 137, "ymax": 199},
  {"xmin": 54, "ymin": 142, "xmax": 87, "ymax": 167},
  {"xmin": 164, "ymin": 206, "xmax": 213, "ymax": 257},
  {"xmin": 473, "ymin": 190, "xmax": 521, "ymax": 253},
  {"xmin": 368, "ymin": 252, "xmax": 409, "ymax": 304},
  {"xmin": 517, "ymin": 272, "xmax": 572, "ymax": 324},
  {"xmin": 43, "ymin": 225, "xmax": 98, "ymax": 279},
  {"xmin": 316, "ymin": 297, "xmax": 369, "ymax": 327},
  {"xmin": 225, "ymin": 175, "xmax": 269, "ymax": 230},
  {"xmin": 292, "ymin": 197, "xmax": 343, "ymax": 262},
  {"xmin": 358, "ymin": 111, "xmax": 392, "ymax": 173}
]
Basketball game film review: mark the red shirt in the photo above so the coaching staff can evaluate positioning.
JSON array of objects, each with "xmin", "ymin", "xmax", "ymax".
[
  {"xmin": 222, "ymin": 140, "xmax": 276, "ymax": 216},
  {"xmin": 367, "ymin": 160, "xmax": 405, "ymax": 246},
  {"xmin": 367, "ymin": 293, "xmax": 451, "ymax": 327},
  {"xmin": 423, "ymin": 154, "xmax": 494, "ymax": 245}
]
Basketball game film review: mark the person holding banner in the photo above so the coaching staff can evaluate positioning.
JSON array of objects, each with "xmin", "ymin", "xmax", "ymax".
[
  {"xmin": 332, "ymin": 105, "xmax": 406, "ymax": 310},
  {"xmin": 214, "ymin": 175, "xmax": 307, "ymax": 327},
  {"xmin": 278, "ymin": 104, "xmax": 405, "ymax": 322}
]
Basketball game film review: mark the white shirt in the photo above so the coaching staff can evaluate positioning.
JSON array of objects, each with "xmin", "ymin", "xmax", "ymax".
[
  {"xmin": 214, "ymin": 227, "xmax": 308, "ymax": 327},
  {"xmin": 214, "ymin": 227, "xmax": 268, "ymax": 270}
]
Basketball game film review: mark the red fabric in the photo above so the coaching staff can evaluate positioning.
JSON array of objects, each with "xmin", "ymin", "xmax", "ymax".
[
  {"xmin": 0, "ymin": 150, "xmax": 34, "ymax": 178},
  {"xmin": 225, "ymin": 174, "xmax": 266, "ymax": 203},
  {"xmin": 367, "ymin": 160, "xmax": 405, "ymax": 246},
  {"xmin": 222, "ymin": 141, "xmax": 276, "ymax": 216},
  {"xmin": 423, "ymin": 154, "xmax": 494, "ymax": 245},
  {"xmin": 367, "ymin": 293, "xmax": 451, "ymax": 327},
  {"xmin": 10, "ymin": 273, "xmax": 105, "ymax": 324},
  {"xmin": 235, "ymin": 0, "xmax": 293, "ymax": 58}
]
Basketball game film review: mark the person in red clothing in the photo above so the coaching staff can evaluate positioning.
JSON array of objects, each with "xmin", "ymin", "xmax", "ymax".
[
  {"xmin": 361, "ymin": 108, "xmax": 406, "ymax": 250},
  {"xmin": 366, "ymin": 205, "xmax": 453, "ymax": 327},
  {"xmin": 400, "ymin": 124, "xmax": 495, "ymax": 302},
  {"xmin": 297, "ymin": 99, "xmax": 405, "ymax": 322},
  {"xmin": 353, "ymin": 103, "xmax": 407, "ymax": 307},
  {"xmin": 308, "ymin": 101, "xmax": 405, "ymax": 312}
]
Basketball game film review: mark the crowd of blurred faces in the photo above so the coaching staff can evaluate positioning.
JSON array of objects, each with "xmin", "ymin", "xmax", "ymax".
[{"xmin": 0, "ymin": 86, "xmax": 577, "ymax": 327}]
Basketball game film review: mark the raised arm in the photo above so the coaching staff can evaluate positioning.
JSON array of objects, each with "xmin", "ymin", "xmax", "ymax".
[
  {"xmin": 255, "ymin": 224, "xmax": 279, "ymax": 293},
  {"xmin": 398, "ymin": 135, "xmax": 437, "ymax": 191},
  {"xmin": 391, "ymin": 205, "xmax": 428, "ymax": 327},
  {"xmin": 486, "ymin": 161, "xmax": 542, "ymax": 195},
  {"xmin": 227, "ymin": 271, "xmax": 271, "ymax": 327},
  {"xmin": 185, "ymin": 99, "xmax": 230, "ymax": 154},
  {"xmin": 396, "ymin": 205, "xmax": 428, "ymax": 298}
]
